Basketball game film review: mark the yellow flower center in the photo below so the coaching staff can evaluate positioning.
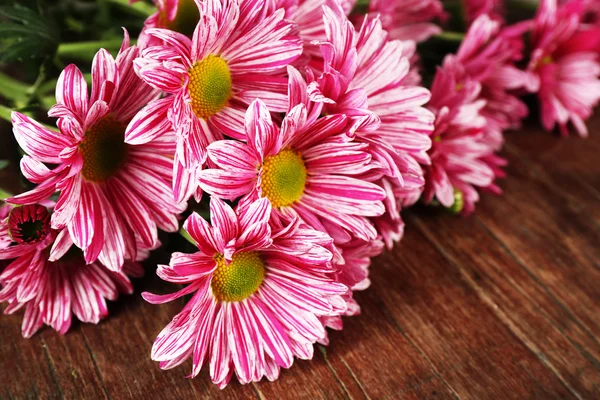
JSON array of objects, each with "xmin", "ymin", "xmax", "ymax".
[
  {"xmin": 211, "ymin": 252, "xmax": 265, "ymax": 302},
  {"xmin": 261, "ymin": 148, "xmax": 307, "ymax": 208},
  {"xmin": 80, "ymin": 115, "xmax": 129, "ymax": 182},
  {"xmin": 161, "ymin": 0, "xmax": 200, "ymax": 37},
  {"xmin": 188, "ymin": 55, "xmax": 232, "ymax": 120}
]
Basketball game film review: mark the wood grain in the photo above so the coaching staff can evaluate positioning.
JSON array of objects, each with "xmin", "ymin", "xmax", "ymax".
[{"xmin": 1, "ymin": 116, "xmax": 600, "ymax": 399}]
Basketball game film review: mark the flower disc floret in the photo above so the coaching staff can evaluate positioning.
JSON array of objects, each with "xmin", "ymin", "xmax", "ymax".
[
  {"xmin": 80, "ymin": 116, "xmax": 129, "ymax": 182},
  {"xmin": 188, "ymin": 55, "xmax": 232, "ymax": 120},
  {"xmin": 261, "ymin": 148, "xmax": 307, "ymax": 208},
  {"xmin": 211, "ymin": 252, "xmax": 265, "ymax": 302}
]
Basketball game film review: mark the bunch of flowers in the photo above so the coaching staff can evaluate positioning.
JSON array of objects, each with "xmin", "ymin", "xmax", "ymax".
[{"xmin": 0, "ymin": 0, "xmax": 597, "ymax": 388}]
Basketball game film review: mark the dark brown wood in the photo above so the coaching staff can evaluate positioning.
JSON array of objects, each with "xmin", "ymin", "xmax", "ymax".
[{"xmin": 2, "ymin": 115, "xmax": 600, "ymax": 399}]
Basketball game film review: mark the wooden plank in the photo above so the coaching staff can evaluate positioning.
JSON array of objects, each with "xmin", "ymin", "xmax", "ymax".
[
  {"xmin": 37, "ymin": 330, "xmax": 110, "ymax": 399},
  {"xmin": 1, "ymin": 304, "xmax": 63, "ymax": 399},
  {"xmin": 371, "ymin": 227, "xmax": 578, "ymax": 399},
  {"xmin": 474, "ymin": 145, "xmax": 600, "ymax": 339},
  {"xmin": 317, "ymin": 288, "xmax": 460, "ymax": 399},
  {"xmin": 503, "ymin": 116, "xmax": 600, "ymax": 194},
  {"xmin": 408, "ymin": 209, "xmax": 600, "ymax": 397},
  {"xmin": 77, "ymin": 271, "xmax": 260, "ymax": 399},
  {"xmin": 253, "ymin": 355, "xmax": 351, "ymax": 400}
]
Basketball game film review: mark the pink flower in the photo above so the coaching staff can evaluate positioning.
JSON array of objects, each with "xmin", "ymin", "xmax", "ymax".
[
  {"xmin": 307, "ymin": 4, "xmax": 433, "ymax": 246},
  {"xmin": 143, "ymin": 197, "xmax": 346, "ymax": 387},
  {"xmin": 128, "ymin": 0, "xmax": 303, "ymax": 202},
  {"xmin": 366, "ymin": 0, "xmax": 447, "ymax": 43},
  {"xmin": 525, "ymin": 0, "xmax": 600, "ymax": 136},
  {"xmin": 454, "ymin": 14, "xmax": 530, "ymax": 149},
  {"xmin": 275, "ymin": 0, "xmax": 356, "ymax": 67},
  {"xmin": 424, "ymin": 61, "xmax": 506, "ymax": 214},
  {"xmin": 9, "ymin": 34, "xmax": 184, "ymax": 271},
  {"xmin": 0, "ymin": 204, "xmax": 143, "ymax": 337},
  {"xmin": 462, "ymin": 0, "xmax": 505, "ymax": 25},
  {"xmin": 312, "ymin": 5, "xmax": 434, "ymax": 185},
  {"xmin": 318, "ymin": 238, "xmax": 384, "ymax": 345},
  {"xmin": 199, "ymin": 91, "xmax": 387, "ymax": 242},
  {"xmin": 0, "ymin": 203, "xmax": 15, "ymax": 249}
]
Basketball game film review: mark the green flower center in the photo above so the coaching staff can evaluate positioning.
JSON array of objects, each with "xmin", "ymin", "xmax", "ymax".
[
  {"xmin": 80, "ymin": 116, "xmax": 129, "ymax": 182},
  {"xmin": 211, "ymin": 252, "xmax": 265, "ymax": 302},
  {"xmin": 163, "ymin": 0, "xmax": 200, "ymax": 38},
  {"xmin": 261, "ymin": 148, "xmax": 307, "ymax": 208},
  {"xmin": 188, "ymin": 55, "xmax": 232, "ymax": 120}
]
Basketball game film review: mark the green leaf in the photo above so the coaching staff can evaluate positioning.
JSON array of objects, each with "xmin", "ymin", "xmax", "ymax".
[
  {"xmin": 0, "ymin": 160, "xmax": 8, "ymax": 170},
  {"xmin": 179, "ymin": 227, "xmax": 197, "ymax": 245},
  {"xmin": 0, "ymin": 2, "xmax": 59, "ymax": 63},
  {"xmin": 0, "ymin": 187, "xmax": 12, "ymax": 200}
]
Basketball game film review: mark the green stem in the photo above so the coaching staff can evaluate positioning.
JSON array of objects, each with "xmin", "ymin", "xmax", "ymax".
[
  {"xmin": 0, "ymin": 105, "xmax": 13, "ymax": 124},
  {"xmin": 433, "ymin": 31, "xmax": 466, "ymax": 43},
  {"xmin": 0, "ymin": 71, "xmax": 30, "ymax": 105},
  {"xmin": 57, "ymin": 39, "xmax": 125, "ymax": 61},
  {"xmin": 106, "ymin": 0, "xmax": 155, "ymax": 18}
]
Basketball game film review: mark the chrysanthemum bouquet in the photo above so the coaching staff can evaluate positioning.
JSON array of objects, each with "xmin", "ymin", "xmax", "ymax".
[{"xmin": 0, "ymin": 0, "xmax": 598, "ymax": 388}]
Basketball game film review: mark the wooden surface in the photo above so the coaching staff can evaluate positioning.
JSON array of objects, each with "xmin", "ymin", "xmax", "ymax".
[{"xmin": 1, "ymin": 115, "xmax": 599, "ymax": 399}]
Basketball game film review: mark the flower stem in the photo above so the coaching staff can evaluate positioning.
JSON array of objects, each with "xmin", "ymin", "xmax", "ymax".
[
  {"xmin": 433, "ymin": 31, "xmax": 466, "ymax": 43},
  {"xmin": 0, "ymin": 105, "xmax": 13, "ymax": 124},
  {"xmin": 56, "ymin": 39, "xmax": 125, "ymax": 61},
  {"xmin": 105, "ymin": 0, "xmax": 155, "ymax": 18}
]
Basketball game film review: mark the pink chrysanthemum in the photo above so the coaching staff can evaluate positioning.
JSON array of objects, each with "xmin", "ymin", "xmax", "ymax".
[
  {"xmin": 275, "ymin": 0, "xmax": 356, "ymax": 66},
  {"xmin": 199, "ymin": 90, "xmax": 387, "ymax": 242},
  {"xmin": 312, "ymin": 5, "xmax": 434, "ymax": 185},
  {"xmin": 307, "ymin": 4, "xmax": 433, "ymax": 246},
  {"xmin": 0, "ymin": 204, "xmax": 143, "ymax": 337},
  {"xmin": 462, "ymin": 0, "xmax": 505, "ymax": 25},
  {"xmin": 143, "ymin": 197, "xmax": 346, "ymax": 387},
  {"xmin": 366, "ymin": 0, "xmax": 447, "ymax": 43},
  {"xmin": 8, "ymin": 35, "xmax": 184, "ymax": 271},
  {"xmin": 127, "ymin": 0, "xmax": 303, "ymax": 201},
  {"xmin": 454, "ymin": 14, "xmax": 530, "ymax": 150},
  {"xmin": 0, "ymin": 203, "xmax": 14, "ymax": 249},
  {"xmin": 424, "ymin": 61, "xmax": 506, "ymax": 215},
  {"xmin": 525, "ymin": 0, "xmax": 600, "ymax": 136}
]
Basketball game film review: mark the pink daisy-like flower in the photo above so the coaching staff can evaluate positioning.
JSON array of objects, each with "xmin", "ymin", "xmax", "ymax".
[
  {"xmin": 275, "ymin": 0, "xmax": 356, "ymax": 67},
  {"xmin": 318, "ymin": 237, "xmax": 384, "ymax": 345},
  {"xmin": 424, "ymin": 60, "xmax": 506, "ymax": 215},
  {"xmin": 144, "ymin": 197, "xmax": 346, "ymax": 387},
  {"xmin": 0, "ymin": 203, "xmax": 13, "ymax": 250},
  {"xmin": 366, "ymin": 0, "xmax": 447, "ymax": 43},
  {"xmin": 127, "ymin": 0, "xmax": 303, "ymax": 202},
  {"xmin": 0, "ymin": 204, "xmax": 143, "ymax": 337},
  {"xmin": 462, "ymin": 0, "xmax": 505, "ymax": 25},
  {"xmin": 8, "ymin": 34, "xmax": 185, "ymax": 271},
  {"xmin": 199, "ymin": 90, "xmax": 387, "ymax": 242},
  {"xmin": 312, "ymin": 5, "xmax": 434, "ymax": 185},
  {"xmin": 525, "ymin": 0, "xmax": 600, "ymax": 136},
  {"xmin": 454, "ymin": 14, "xmax": 530, "ymax": 149},
  {"xmin": 307, "ymin": 4, "xmax": 433, "ymax": 246}
]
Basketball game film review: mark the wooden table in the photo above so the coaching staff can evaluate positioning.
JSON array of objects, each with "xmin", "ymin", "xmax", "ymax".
[{"xmin": 1, "ymin": 115, "xmax": 599, "ymax": 399}]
